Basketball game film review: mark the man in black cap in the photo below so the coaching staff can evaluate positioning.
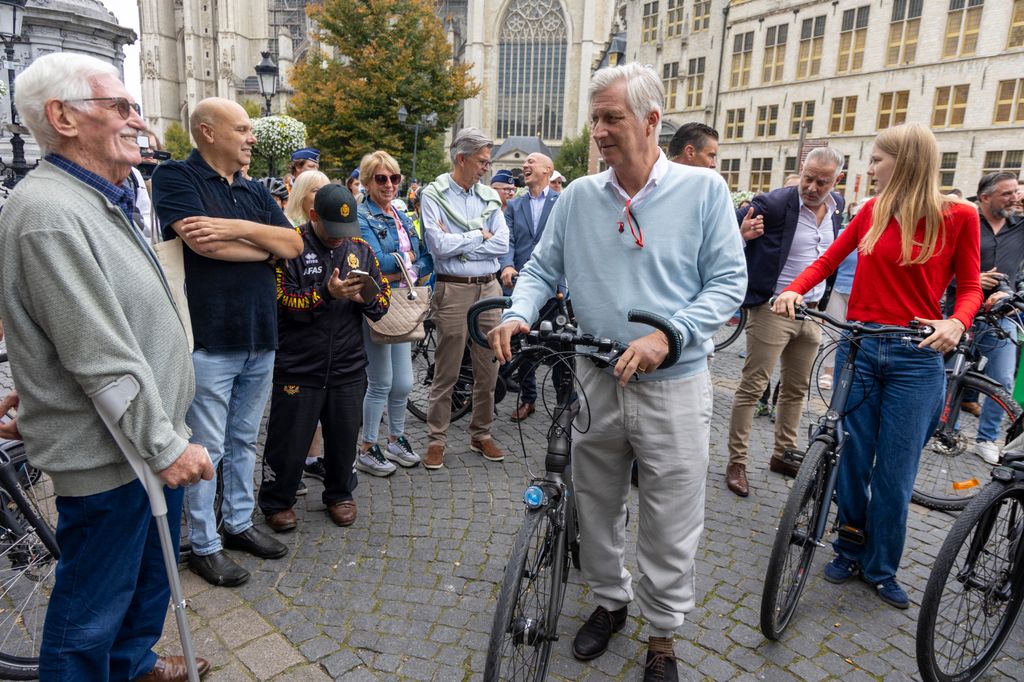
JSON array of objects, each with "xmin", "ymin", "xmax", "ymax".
[
  {"xmin": 286, "ymin": 147, "xmax": 320, "ymax": 192},
  {"xmin": 259, "ymin": 184, "xmax": 390, "ymax": 531},
  {"xmin": 490, "ymin": 169, "xmax": 516, "ymax": 211}
]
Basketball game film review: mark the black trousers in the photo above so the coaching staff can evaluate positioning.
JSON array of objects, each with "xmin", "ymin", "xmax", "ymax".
[{"xmin": 259, "ymin": 376, "xmax": 365, "ymax": 514}]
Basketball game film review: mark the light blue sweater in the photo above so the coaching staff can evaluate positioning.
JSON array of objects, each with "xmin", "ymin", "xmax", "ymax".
[{"xmin": 504, "ymin": 161, "xmax": 747, "ymax": 380}]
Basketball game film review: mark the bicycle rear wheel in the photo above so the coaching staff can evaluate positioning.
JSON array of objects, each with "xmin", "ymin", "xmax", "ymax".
[
  {"xmin": 0, "ymin": 445, "xmax": 58, "ymax": 679},
  {"xmin": 484, "ymin": 502, "xmax": 567, "ymax": 681},
  {"xmin": 713, "ymin": 308, "xmax": 747, "ymax": 352},
  {"xmin": 407, "ymin": 323, "xmax": 472, "ymax": 422},
  {"xmin": 760, "ymin": 441, "xmax": 832, "ymax": 640},
  {"xmin": 916, "ymin": 480, "xmax": 1024, "ymax": 682},
  {"xmin": 914, "ymin": 374, "xmax": 1021, "ymax": 511}
]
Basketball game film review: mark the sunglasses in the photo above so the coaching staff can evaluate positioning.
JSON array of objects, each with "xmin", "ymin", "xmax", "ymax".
[
  {"xmin": 66, "ymin": 97, "xmax": 142, "ymax": 120},
  {"xmin": 617, "ymin": 199, "xmax": 644, "ymax": 248},
  {"xmin": 373, "ymin": 173, "xmax": 403, "ymax": 186}
]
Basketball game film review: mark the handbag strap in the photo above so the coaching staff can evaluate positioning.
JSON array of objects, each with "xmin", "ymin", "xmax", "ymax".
[{"xmin": 391, "ymin": 252, "xmax": 416, "ymax": 290}]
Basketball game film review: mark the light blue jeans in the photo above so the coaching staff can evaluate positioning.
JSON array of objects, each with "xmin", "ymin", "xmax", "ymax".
[
  {"xmin": 185, "ymin": 348, "xmax": 275, "ymax": 556},
  {"xmin": 976, "ymin": 316, "xmax": 1017, "ymax": 443},
  {"xmin": 361, "ymin": 322, "xmax": 412, "ymax": 443}
]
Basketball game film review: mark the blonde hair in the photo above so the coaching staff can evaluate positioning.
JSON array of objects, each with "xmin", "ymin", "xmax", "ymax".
[
  {"xmin": 860, "ymin": 123, "xmax": 965, "ymax": 265},
  {"xmin": 359, "ymin": 150, "xmax": 401, "ymax": 183},
  {"xmin": 284, "ymin": 170, "xmax": 329, "ymax": 226}
]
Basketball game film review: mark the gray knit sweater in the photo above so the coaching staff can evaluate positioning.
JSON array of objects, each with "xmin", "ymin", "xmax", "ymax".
[{"xmin": 0, "ymin": 162, "xmax": 194, "ymax": 497}]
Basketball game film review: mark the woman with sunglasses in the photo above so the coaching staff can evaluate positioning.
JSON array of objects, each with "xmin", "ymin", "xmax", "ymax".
[
  {"xmin": 356, "ymin": 151, "xmax": 434, "ymax": 475},
  {"xmin": 772, "ymin": 123, "xmax": 982, "ymax": 609}
]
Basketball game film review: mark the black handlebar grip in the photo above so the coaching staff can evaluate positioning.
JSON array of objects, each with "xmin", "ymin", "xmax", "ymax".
[
  {"xmin": 466, "ymin": 296, "xmax": 512, "ymax": 348},
  {"xmin": 627, "ymin": 310, "xmax": 683, "ymax": 369}
]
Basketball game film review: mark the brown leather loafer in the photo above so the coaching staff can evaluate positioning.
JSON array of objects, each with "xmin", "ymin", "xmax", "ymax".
[
  {"xmin": 769, "ymin": 451, "xmax": 801, "ymax": 478},
  {"xmin": 327, "ymin": 500, "xmax": 357, "ymax": 527},
  {"xmin": 725, "ymin": 463, "xmax": 749, "ymax": 497},
  {"xmin": 511, "ymin": 402, "xmax": 535, "ymax": 422},
  {"xmin": 470, "ymin": 438, "xmax": 505, "ymax": 462},
  {"xmin": 265, "ymin": 508, "xmax": 297, "ymax": 533},
  {"xmin": 132, "ymin": 655, "xmax": 210, "ymax": 681},
  {"xmin": 423, "ymin": 443, "xmax": 445, "ymax": 470},
  {"xmin": 961, "ymin": 401, "xmax": 982, "ymax": 417}
]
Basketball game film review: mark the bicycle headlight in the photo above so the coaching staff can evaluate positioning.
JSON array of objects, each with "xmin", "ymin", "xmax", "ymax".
[{"xmin": 523, "ymin": 485, "xmax": 545, "ymax": 508}]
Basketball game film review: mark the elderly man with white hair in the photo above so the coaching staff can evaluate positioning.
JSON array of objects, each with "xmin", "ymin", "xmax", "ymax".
[
  {"xmin": 0, "ymin": 52, "xmax": 214, "ymax": 681},
  {"xmin": 489, "ymin": 63, "xmax": 746, "ymax": 680}
]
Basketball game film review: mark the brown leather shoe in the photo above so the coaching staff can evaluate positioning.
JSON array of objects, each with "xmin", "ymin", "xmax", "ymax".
[
  {"xmin": 470, "ymin": 438, "xmax": 505, "ymax": 462},
  {"xmin": 511, "ymin": 402, "xmax": 535, "ymax": 422},
  {"xmin": 424, "ymin": 443, "xmax": 445, "ymax": 470},
  {"xmin": 265, "ymin": 508, "xmax": 296, "ymax": 533},
  {"xmin": 132, "ymin": 655, "xmax": 210, "ymax": 681},
  {"xmin": 961, "ymin": 401, "xmax": 982, "ymax": 417},
  {"xmin": 725, "ymin": 463, "xmax": 749, "ymax": 497},
  {"xmin": 769, "ymin": 451, "xmax": 801, "ymax": 478},
  {"xmin": 327, "ymin": 500, "xmax": 357, "ymax": 527}
]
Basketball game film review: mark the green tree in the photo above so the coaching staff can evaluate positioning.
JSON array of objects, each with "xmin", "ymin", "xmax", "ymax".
[
  {"xmin": 164, "ymin": 121, "xmax": 192, "ymax": 160},
  {"xmin": 555, "ymin": 125, "xmax": 590, "ymax": 184},
  {"xmin": 289, "ymin": 0, "xmax": 479, "ymax": 179},
  {"xmin": 240, "ymin": 99, "xmax": 263, "ymax": 120}
]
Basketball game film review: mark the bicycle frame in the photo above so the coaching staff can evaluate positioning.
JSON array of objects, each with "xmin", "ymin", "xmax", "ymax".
[{"xmin": 0, "ymin": 444, "xmax": 59, "ymax": 559}]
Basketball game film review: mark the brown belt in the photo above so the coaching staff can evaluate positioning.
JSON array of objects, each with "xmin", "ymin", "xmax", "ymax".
[{"xmin": 436, "ymin": 273, "xmax": 496, "ymax": 285}]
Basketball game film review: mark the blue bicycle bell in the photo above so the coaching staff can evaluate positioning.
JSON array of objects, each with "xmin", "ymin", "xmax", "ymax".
[{"xmin": 523, "ymin": 485, "xmax": 545, "ymax": 508}]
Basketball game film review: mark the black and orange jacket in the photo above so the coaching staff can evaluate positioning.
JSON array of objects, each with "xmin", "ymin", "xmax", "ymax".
[{"xmin": 273, "ymin": 223, "xmax": 390, "ymax": 387}]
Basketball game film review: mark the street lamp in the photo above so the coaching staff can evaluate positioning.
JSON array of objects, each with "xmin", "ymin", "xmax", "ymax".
[
  {"xmin": 397, "ymin": 105, "xmax": 437, "ymax": 186},
  {"xmin": 0, "ymin": 0, "xmax": 29, "ymax": 189},
  {"xmin": 254, "ymin": 50, "xmax": 279, "ymax": 176}
]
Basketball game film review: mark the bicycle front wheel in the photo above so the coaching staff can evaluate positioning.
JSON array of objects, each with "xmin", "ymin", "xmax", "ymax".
[
  {"xmin": 484, "ymin": 503, "xmax": 567, "ymax": 681},
  {"xmin": 713, "ymin": 308, "xmax": 747, "ymax": 352},
  {"xmin": 760, "ymin": 440, "xmax": 832, "ymax": 640},
  {"xmin": 407, "ymin": 324, "xmax": 472, "ymax": 422},
  {"xmin": 916, "ymin": 479, "xmax": 1024, "ymax": 682},
  {"xmin": 914, "ymin": 374, "xmax": 1021, "ymax": 511}
]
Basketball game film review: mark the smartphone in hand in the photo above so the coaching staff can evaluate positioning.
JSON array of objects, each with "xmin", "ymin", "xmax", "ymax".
[{"xmin": 347, "ymin": 269, "xmax": 382, "ymax": 299}]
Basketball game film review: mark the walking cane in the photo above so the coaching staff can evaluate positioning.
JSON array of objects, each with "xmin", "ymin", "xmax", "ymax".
[{"xmin": 90, "ymin": 375, "xmax": 201, "ymax": 682}]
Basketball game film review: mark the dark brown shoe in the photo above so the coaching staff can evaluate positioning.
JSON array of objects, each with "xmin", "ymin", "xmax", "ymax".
[
  {"xmin": 424, "ymin": 443, "xmax": 445, "ymax": 470},
  {"xmin": 132, "ymin": 655, "xmax": 211, "ymax": 681},
  {"xmin": 769, "ymin": 450, "xmax": 801, "ymax": 478},
  {"xmin": 961, "ymin": 401, "xmax": 982, "ymax": 417},
  {"xmin": 511, "ymin": 402, "xmax": 535, "ymax": 422},
  {"xmin": 643, "ymin": 636, "xmax": 679, "ymax": 681},
  {"xmin": 470, "ymin": 438, "xmax": 505, "ymax": 462},
  {"xmin": 327, "ymin": 500, "xmax": 357, "ymax": 527},
  {"xmin": 265, "ymin": 508, "xmax": 296, "ymax": 533},
  {"xmin": 725, "ymin": 463, "xmax": 749, "ymax": 497}
]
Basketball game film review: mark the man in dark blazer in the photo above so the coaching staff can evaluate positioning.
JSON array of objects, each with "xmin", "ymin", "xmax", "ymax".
[
  {"xmin": 725, "ymin": 147, "xmax": 846, "ymax": 497},
  {"xmin": 499, "ymin": 152, "xmax": 560, "ymax": 421}
]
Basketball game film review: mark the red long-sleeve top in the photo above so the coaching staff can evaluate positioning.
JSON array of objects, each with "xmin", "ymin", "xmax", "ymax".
[{"xmin": 784, "ymin": 199, "xmax": 982, "ymax": 329}]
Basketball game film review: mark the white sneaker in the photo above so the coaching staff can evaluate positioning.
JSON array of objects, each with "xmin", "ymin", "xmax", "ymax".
[
  {"xmin": 973, "ymin": 440, "xmax": 1001, "ymax": 465},
  {"xmin": 355, "ymin": 445, "xmax": 397, "ymax": 477}
]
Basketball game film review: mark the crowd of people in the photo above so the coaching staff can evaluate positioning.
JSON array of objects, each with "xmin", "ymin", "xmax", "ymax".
[{"xmin": 0, "ymin": 50, "xmax": 1023, "ymax": 682}]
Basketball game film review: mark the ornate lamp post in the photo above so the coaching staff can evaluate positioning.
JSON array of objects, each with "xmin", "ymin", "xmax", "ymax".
[
  {"xmin": 397, "ymin": 105, "xmax": 437, "ymax": 185},
  {"xmin": 254, "ymin": 51, "xmax": 279, "ymax": 176},
  {"xmin": 0, "ymin": 0, "xmax": 29, "ymax": 189}
]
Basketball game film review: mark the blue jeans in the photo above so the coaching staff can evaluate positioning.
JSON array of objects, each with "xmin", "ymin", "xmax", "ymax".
[
  {"xmin": 361, "ymin": 324, "xmax": 412, "ymax": 442},
  {"xmin": 975, "ymin": 316, "xmax": 1016, "ymax": 443},
  {"xmin": 41, "ymin": 481, "xmax": 184, "ymax": 681},
  {"xmin": 185, "ymin": 348, "xmax": 274, "ymax": 555},
  {"xmin": 832, "ymin": 332, "xmax": 945, "ymax": 584}
]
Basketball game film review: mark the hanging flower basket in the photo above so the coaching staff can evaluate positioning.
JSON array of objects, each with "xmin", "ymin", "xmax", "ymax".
[{"xmin": 251, "ymin": 115, "xmax": 307, "ymax": 175}]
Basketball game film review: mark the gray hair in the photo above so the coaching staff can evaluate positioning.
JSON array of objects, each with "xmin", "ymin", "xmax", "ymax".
[
  {"xmin": 450, "ymin": 127, "xmax": 492, "ymax": 165},
  {"xmin": 804, "ymin": 147, "xmax": 846, "ymax": 177},
  {"xmin": 978, "ymin": 171, "xmax": 1018, "ymax": 198},
  {"xmin": 14, "ymin": 52, "xmax": 119, "ymax": 155},
  {"xmin": 589, "ymin": 63, "xmax": 664, "ymax": 139}
]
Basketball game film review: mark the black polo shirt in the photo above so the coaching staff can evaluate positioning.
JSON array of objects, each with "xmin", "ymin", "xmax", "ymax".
[
  {"xmin": 980, "ymin": 211, "xmax": 1024, "ymax": 296},
  {"xmin": 151, "ymin": 150, "xmax": 292, "ymax": 352}
]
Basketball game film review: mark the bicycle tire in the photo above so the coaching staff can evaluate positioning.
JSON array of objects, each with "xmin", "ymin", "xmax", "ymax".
[
  {"xmin": 913, "ymin": 374, "xmax": 1021, "ymax": 511},
  {"xmin": 407, "ymin": 325, "xmax": 472, "ymax": 423},
  {"xmin": 713, "ymin": 308, "xmax": 747, "ymax": 352},
  {"xmin": 484, "ymin": 502, "xmax": 567, "ymax": 681},
  {"xmin": 760, "ymin": 440, "xmax": 832, "ymax": 640},
  {"xmin": 0, "ymin": 446, "xmax": 58, "ymax": 679},
  {"xmin": 916, "ymin": 480, "xmax": 1024, "ymax": 682}
]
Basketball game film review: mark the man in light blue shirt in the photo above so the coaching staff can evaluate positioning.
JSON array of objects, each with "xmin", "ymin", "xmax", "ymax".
[{"xmin": 420, "ymin": 128, "xmax": 510, "ymax": 469}]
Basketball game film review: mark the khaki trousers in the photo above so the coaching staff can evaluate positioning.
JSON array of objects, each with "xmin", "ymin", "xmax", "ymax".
[
  {"xmin": 727, "ymin": 303, "xmax": 822, "ymax": 466},
  {"xmin": 426, "ymin": 279, "xmax": 501, "ymax": 446}
]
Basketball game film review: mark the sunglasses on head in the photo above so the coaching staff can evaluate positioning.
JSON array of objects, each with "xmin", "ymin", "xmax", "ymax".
[
  {"xmin": 373, "ymin": 173, "xmax": 403, "ymax": 186},
  {"xmin": 66, "ymin": 97, "xmax": 142, "ymax": 120}
]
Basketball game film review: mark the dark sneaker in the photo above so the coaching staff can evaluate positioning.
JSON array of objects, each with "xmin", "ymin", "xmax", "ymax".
[
  {"xmin": 303, "ymin": 458, "xmax": 327, "ymax": 480},
  {"xmin": 572, "ymin": 605, "xmax": 628, "ymax": 660},
  {"xmin": 873, "ymin": 577, "xmax": 910, "ymax": 609},
  {"xmin": 753, "ymin": 400, "xmax": 770, "ymax": 417},
  {"xmin": 385, "ymin": 436, "xmax": 421, "ymax": 467},
  {"xmin": 296, "ymin": 480, "xmax": 308, "ymax": 496},
  {"xmin": 824, "ymin": 556, "xmax": 859, "ymax": 584},
  {"xmin": 355, "ymin": 444, "xmax": 397, "ymax": 477},
  {"xmin": 643, "ymin": 636, "xmax": 679, "ymax": 682}
]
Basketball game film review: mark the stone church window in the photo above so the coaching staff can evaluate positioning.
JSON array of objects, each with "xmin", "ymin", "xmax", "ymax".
[{"xmin": 496, "ymin": 0, "xmax": 567, "ymax": 140}]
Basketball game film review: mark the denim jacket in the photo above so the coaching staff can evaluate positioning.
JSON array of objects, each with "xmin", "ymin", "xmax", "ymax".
[{"xmin": 358, "ymin": 199, "xmax": 434, "ymax": 281}]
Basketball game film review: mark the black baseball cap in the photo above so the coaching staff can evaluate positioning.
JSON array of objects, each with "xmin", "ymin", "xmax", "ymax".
[{"xmin": 313, "ymin": 184, "xmax": 360, "ymax": 238}]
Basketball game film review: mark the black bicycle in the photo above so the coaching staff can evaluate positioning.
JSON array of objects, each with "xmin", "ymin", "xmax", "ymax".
[
  {"xmin": 467, "ymin": 297, "xmax": 682, "ymax": 681},
  {"xmin": 712, "ymin": 307, "xmax": 747, "ymax": 352},
  {"xmin": 0, "ymin": 353, "xmax": 60, "ymax": 679},
  {"xmin": 916, "ymin": 415, "xmax": 1024, "ymax": 682},
  {"xmin": 759, "ymin": 306, "xmax": 932, "ymax": 640},
  {"xmin": 408, "ymin": 319, "xmax": 474, "ymax": 422},
  {"xmin": 913, "ymin": 293, "xmax": 1024, "ymax": 511}
]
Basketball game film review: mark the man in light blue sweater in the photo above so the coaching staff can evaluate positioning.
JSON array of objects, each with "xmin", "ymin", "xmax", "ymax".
[{"xmin": 489, "ymin": 63, "xmax": 746, "ymax": 681}]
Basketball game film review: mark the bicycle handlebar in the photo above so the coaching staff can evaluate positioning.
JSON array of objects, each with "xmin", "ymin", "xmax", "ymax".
[
  {"xmin": 784, "ymin": 302, "xmax": 935, "ymax": 339},
  {"xmin": 466, "ymin": 296, "xmax": 684, "ymax": 370}
]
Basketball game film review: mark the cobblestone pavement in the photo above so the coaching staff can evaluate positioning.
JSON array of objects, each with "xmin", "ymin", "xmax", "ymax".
[{"xmin": 2, "ymin": 335, "xmax": 1022, "ymax": 680}]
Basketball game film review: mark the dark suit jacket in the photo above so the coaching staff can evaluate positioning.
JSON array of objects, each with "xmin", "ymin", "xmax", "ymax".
[
  {"xmin": 739, "ymin": 185, "xmax": 845, "ymax": 307},
  {"xmin": 499, "ymin": 189, "xmax": 559, "ymax": 293}
]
